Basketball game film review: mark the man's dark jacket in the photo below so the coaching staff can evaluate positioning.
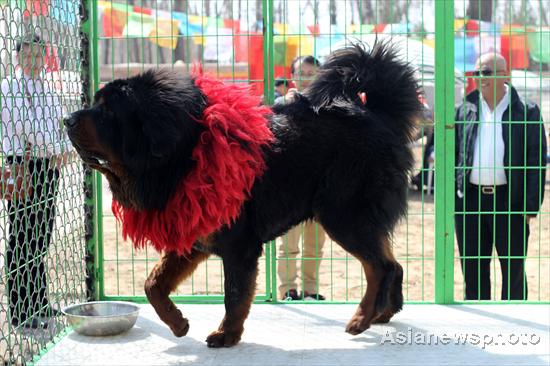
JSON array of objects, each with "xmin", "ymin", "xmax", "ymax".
[{"xmin": 455, "ymin": 85, "xmax": 547, "ymax": 214}]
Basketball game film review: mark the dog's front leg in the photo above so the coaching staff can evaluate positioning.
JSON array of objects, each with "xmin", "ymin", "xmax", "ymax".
[
  {"xmin": 145, "ymin": 250, "xmax": 209, "ymax": 337},
  {"xmin": 206, "ymin": 246, "xmax": 261, "ymax": 348}
]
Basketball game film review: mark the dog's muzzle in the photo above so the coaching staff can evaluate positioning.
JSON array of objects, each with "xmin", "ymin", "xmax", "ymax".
[{"xmin": 63, "ymin": 114, "xmax": 78, "ymax": 128}]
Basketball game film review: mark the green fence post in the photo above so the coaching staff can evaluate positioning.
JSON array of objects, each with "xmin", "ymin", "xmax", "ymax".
[
  {"xmin": 81, "ymin": 0, "xmax": 102, "ymax": 301},
  {"xmin": 263, "ymin": 0, "xmax": 276, "ymax": 302},
  {"xmin": 434, "ymin": 0, "xmax": 455, "ymax": 304}
]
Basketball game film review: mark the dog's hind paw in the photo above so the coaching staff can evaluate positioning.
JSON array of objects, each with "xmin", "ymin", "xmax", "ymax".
[
  {"xmin": 345, "ymin": 314, "xmax": 373, "ymax": 335},
  {"xmin": 206, "ymin": 330, "xmax": 241, "ymax": 348},
  {"xmin": 170, "ymin": 318, "xmax": 190, "ymax": 337},
  {"xmin": 372, "ymin": 310, "xmax": 395, "ymax": 324}
]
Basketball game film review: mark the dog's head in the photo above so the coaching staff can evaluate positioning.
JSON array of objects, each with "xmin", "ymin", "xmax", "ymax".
[{"xmin": 65, "ymin": 69, "xmax": 207, "ymax": 210}]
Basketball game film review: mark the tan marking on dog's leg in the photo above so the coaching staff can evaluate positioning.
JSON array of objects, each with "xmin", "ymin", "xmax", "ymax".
[
  {"xmin": 345, "ymin": 258, "xmax": 384, "ymax": 335},
  {"xmin": 145, "ymin": 250, "xmax": 209, "ymax": 337},
  {"xmin": 372, "ymin": 237, "xmax": 403, "ymax": 324}
]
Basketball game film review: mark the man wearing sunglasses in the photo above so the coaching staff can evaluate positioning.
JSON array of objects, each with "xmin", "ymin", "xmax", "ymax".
[{"xmin": 454, "ymin": 53, "xmax": 546, "ymax": 300}]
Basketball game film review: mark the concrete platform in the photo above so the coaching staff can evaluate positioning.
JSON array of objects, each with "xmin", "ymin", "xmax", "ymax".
[{"xmin": 36, "ymin": 304, "xmax": 549, "ymax": 366}]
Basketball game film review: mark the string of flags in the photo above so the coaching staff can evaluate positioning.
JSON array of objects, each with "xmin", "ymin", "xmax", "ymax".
[{"xmin": 10, "ymin": 0, "xmax": 549, "ymax": 70}]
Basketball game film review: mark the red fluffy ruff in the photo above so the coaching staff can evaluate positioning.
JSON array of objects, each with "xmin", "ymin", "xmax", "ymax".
[{"xmin": 112, "ymin": 72, "xmax": 273, "ymax": 255}]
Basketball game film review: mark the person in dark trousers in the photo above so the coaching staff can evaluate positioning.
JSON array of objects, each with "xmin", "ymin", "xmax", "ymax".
[
  {"xmin": 1, "ymin": 34, "xmax": 71, "ymax": 329},
  {"xmin": 274, "ymin": 55, "xmax": 327, "ymax": 301},
  {"xmin": 410, "ymin": 102, "xmax": 435, "ymax": 193},
  {"xmin": 455, "ymin": 52, "xmax": 546, "ymax": 300}
]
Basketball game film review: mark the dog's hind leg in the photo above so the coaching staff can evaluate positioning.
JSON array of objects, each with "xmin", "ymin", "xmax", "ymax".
[
  {"xmin": 205, "ymin": 243, "xmax": 262, "ymax": 348},
  {"xmin": 145, "ymin": 250, "xmax": 209, "ymax": 337},
  {"xmin": 344, "ymin": 235, "xmax": 402, "ymax": 334},
  {"xmin": 319, "ymin": 213, "xmax": 402, "ymax": 334},
  {"xmin": 372, "ymin": 256, "xmax": 403, "ymax": 324}
]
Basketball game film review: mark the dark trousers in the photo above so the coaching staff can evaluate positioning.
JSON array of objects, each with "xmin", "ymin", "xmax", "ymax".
[
  {"xmin": 455, "ymin": 184, "xmax": 529, "ymax": 300},
  {"xmin": 411, "ymin": 132, "xmax": 434, "ymax": 191},
  {"xmin": 6, "ymin": 156, "xmax": 59, "ymax": 324}
]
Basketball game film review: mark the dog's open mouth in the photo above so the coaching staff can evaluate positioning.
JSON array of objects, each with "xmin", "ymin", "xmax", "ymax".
[
  {"xmin": 82, "ymin": 154, "xmax": 111, "ymax": 170},
  {"xmin": 70, "ymin": 141, "xmax": 111, "ymax": 170}
]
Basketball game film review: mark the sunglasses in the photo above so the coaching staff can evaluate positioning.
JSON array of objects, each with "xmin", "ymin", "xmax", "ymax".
[
  {"xmin": 473, "ymin": 69, "xmax": 506, "ymax": 77},
  {"xmin": 473, "ymin": 69, "xmax": 493, "ymax": 77}
]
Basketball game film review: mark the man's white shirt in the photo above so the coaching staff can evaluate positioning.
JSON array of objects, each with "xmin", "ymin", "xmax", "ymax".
[
  {"xmin": 1, "ymin": 70, "xmax": 71, "ymax": 158},
  {"xmin": 469, "ymin": 84, "xmax": 510, "ymax": 186}
]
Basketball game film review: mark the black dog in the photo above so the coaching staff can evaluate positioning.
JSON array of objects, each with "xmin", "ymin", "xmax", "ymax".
[{"xmin": 65, "ymin": 42, "xmax": 421, "ymax": 347}]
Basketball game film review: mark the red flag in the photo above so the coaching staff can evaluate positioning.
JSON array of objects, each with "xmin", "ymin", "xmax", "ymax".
[
  {"xmin": 307, "ymin": 25, "xmax": 320, "ymax": 36},
  {"xmin": 223, "ymin": 19, "xmax": 241, "ymax": 33},
  {"xmin": 374, "ymin": 23, "xmax": 387, "ymax": 33},
  {"xmin": 133, "ymin": 5, "xmax": 153, "ymax": 15}
]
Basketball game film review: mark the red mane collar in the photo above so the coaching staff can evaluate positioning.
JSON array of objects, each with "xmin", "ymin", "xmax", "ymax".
[{"xmin": 112, "ymin": 71, "xmax": 273, "ymax": 254}]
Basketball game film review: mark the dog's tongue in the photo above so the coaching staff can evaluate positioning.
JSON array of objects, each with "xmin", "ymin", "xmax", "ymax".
[{"xmin": 112, "ymin": 72, "xmax": 274, "ymax": 254}]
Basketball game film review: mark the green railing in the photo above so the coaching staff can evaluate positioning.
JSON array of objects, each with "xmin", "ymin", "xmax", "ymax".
[
  {"xmin": 89, "ymin": 0, "xmax": 549, "ymax": 306},
  {"xmin": 434, "ymin": 0, "xmax": 456, "ymax": 305}
]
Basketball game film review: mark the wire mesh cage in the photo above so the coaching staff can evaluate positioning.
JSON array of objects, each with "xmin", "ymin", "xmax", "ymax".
[
  {"xmin": 269, "ymin": 0, "xmax": 440, "ymax": 303},
  {"xmin": 95, "ymin": 0, "xmax": 272, "ymax": 302},
  {"xmin": 453, "ymin": 1, "xmax": 550, "ymax": 302},
  {"xmin": 93, "ymin": 0, "xmax": 549, "ymax": 305},
  {"xmin": 0, "ymin": 0, "xmax": 88, "ymax": 364}
]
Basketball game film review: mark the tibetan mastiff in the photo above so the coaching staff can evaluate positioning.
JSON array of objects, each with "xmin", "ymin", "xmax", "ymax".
[{"xmin": 65, "ymin": 42, "xmax": 421, "ymax": 347}]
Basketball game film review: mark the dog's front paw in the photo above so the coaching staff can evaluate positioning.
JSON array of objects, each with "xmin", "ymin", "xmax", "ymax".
[
  {"xmin": 169, "ymin": 317, "xmax": 190, "ymax": 337},
  {"xmin": 345, "ymin": 314, "xmax": 373, "ymax": 335},
  {"xmin": 206, "ymin": 330, "xmax": 241, "ymax": 348}
]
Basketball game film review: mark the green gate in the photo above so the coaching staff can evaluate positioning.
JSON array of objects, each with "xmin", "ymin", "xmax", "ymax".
[{"xmin": 89, "ymin": 0, "xmax": 550, "ymax": 306}]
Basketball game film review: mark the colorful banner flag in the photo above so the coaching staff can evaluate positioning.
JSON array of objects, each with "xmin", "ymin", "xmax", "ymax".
[
  {"xmin": 348, "ymin": 24, "xmax": 375, "ymax": 34},
  {"xmin": 527, "ymin": 28, "xmax": 550, "ymax": 64},
  {"xmin": 501, "ymin": 25, "xmax": 529, "ymax": 69},
  {"xmin": 103, "ymin": 7, "xmax": 127, "ymax": 37},
  {"xmin": 172, "ymin": 12, "xmax": 203, "ymax": 36},
  {"xmin": 123, "ymin": 11, "xmax": 154, "ymax": 37},
  {"xmin": 455, "ymin": 37, "xmax": 477, "ymax": 72},
  {"xmin": 149, "ymin": 18, "xmax": 180, "ymax": 50}
]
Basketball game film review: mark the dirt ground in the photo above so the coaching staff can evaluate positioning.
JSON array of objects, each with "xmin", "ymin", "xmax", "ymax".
[{"xmin": 100, "ymin": 142, "xmax": 550, "ymax": 303}]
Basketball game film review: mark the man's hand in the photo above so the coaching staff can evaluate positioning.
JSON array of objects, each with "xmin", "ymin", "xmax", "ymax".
[
  {"xmin": 1, "ymin": 166, "xmax": 32, "ymax": 200},
  {"xmin": 524, "ymin": 214, "xmax": 536, "ymax": 225},
  {"xmin": 284, "ymin": 88, "xmax": 298, "ymax": 101},
  {"xmin": 51, "ymin": 151, "xmax": 73, "ymax": 169}
]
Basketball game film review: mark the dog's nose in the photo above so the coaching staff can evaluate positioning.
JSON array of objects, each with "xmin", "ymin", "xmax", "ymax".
[{"xmin": 63, "ymin": 114, "xmax": 77, "ymax": 128}]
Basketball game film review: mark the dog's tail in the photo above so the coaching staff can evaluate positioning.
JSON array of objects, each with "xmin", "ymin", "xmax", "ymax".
[{"xmin": 305, "ymin": 41, "xmax": 422, "ymax": 142}]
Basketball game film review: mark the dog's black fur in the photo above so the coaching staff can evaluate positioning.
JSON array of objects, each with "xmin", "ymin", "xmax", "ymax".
[{"xmin": 66, "ymin": 42, "xmax": 422, "ymax": 347}]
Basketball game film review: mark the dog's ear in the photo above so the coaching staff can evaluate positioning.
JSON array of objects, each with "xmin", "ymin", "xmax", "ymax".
[
  {"xmin": 131, "ymin": 70, "xmax": 206, "ymax": 159},
  {"xmin": 141, "ymin": 116, "xmax": 182, "ymax": 158}
]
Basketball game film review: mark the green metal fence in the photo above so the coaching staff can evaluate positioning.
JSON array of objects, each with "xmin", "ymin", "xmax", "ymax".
[
  {"xmin": 90, "ymin": 0, "xmax": 549, "ymax": 306},
  {"xmin": 1, "ymin": 0, "xmax": 549, "ymax": 363},
  {"xmin": 0, "ymin": 0, "xmax": 90, "ymax": 364}
]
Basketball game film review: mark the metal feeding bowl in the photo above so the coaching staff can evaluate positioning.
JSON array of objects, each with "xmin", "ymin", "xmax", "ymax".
[{"xmin": 62, "ymin": 301, "xmax": 140, "ymax": 336}]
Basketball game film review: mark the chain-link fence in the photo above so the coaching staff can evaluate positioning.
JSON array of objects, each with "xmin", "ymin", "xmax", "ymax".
[{"xmin": 0, "ymin": 0, "xmax": 89, "ymax": 364}]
